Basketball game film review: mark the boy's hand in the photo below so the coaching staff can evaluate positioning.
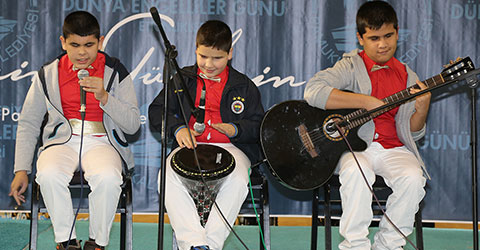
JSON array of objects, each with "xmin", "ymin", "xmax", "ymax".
[
  {"xmin": 9, "ymin": 171, "xmax": 28, "ymax": 206},
  {"xmin": 211, "ymin": 123, "xmax": 236, "ymax": 137},
  {"xmin": 79, "ymin": 76, "xmax": 108, "ymax": 105},
  {"xmin": 410, "ymin": 80, "xmax": 431, "ymax": 115},
  {"xmin": 176, "ymin": 128, "xmax": 201, "ymax": 149}
]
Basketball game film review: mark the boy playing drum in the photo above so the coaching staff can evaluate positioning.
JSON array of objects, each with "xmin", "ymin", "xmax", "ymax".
[{"xmin": 148, "ymin": 20, "xmax": 264, "ymax": 250}]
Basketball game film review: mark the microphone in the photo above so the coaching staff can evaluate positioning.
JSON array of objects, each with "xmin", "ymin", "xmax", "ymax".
[
  {"xmin": 193, "ymin": 84, "xmax": 206, "ymax": 134},
  {"xmin": 150, "ymin": 7, "xmax": 173, "ymax": 49},
  {"xmin": 77, "ymin": 69, "xmax": 89, "ymax": 113},
  {"xmin": 150, "ymin": 7, "xmax": 162, "ymax": 28}
]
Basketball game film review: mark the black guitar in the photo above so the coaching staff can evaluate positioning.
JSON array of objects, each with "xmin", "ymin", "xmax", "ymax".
[{"xmin": 260, "ymin": 57, "xmax": 475, "ymax": 190}]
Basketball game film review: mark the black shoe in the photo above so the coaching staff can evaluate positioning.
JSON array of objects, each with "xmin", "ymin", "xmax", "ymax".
[
  {"xmin": 190, "ymin": 246, "xmax": 210, "ymax": 250},
  {"xmin": 56, "ymin": 240, "xmax": 82, "ymax": 250},
  {"xmin": 83, "ymin": 240, "xmax": 105, "ymax": 250}
]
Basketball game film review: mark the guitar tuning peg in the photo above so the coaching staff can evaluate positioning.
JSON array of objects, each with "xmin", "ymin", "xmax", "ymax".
[{"xmin": 443, "ymin": 57, "xmax": 464, "ymax": 68}]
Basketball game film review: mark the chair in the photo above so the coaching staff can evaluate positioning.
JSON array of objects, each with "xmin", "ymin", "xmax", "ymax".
[
  {"xmin": 29, "ymin": 171, "xmax": 133, "ymax": 250},
  {"xmin": 238, "ymin": 166, "xmax": 271, "ymax": 250},
  {"xmin": 172, "ymin": 166, "xmax": 271, "ymax": 250},
  {"xmin": 311, "ymin": 175, "xmax": 424, "ymax": 250}
]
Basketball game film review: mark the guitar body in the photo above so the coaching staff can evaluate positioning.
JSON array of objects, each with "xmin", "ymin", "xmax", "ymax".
[{"xmin": 260, "ymin": 100, "xmax": 367, "ymax": 190}]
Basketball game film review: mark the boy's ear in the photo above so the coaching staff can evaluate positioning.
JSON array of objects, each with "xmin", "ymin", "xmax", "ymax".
[
  {"xmin": 228, "ymin": 47, "xmax": 233, "ymax": 60},
  {"xmin": 60, "ymin": 36, "xmax": 67, "ymax": 50},
  {"xmin": 98, "ymin": 36, "xmax": 105, "ymax": 51},
  {"xmin": 356, "ymin": 32, "xmax": 364, "ymax": 47}
]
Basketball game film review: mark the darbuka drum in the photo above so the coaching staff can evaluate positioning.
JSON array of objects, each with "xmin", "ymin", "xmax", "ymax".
[{"xmin": 171, "ymin": 144, "xmax": 235, "ymax": 226}]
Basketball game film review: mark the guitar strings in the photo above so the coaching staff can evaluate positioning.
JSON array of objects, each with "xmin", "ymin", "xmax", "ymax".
[{"xmin": 302, "ymin": 104, "xmax": 401, "ymax": 152}]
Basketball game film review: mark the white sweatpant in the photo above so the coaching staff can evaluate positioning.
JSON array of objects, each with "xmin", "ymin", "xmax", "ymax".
[
  {"xmin": 337, "ymin": 142, "xmax": 426, "ymax": 250},
  {"xmin": 159, "ymin": 143, "xmax": 250, "ymax": 250},
  {"xmin": 35, "ymin": 135, "xmax": 123, "ymax": 246}
]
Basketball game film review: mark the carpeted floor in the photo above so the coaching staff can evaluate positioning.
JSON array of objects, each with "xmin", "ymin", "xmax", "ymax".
[{"xmin": 0, "ymin": 218, "xmax": 475, "ymax": 250}]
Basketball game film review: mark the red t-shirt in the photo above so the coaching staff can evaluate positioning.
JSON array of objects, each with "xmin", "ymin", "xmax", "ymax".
[
  {"xmin": 58, "ymin": 53, "xmax": 105, "ymax": 121},
  {"xmin": 359, "ymin": 51, "xmax": 407, "ymax": 148},
  {"xmin": 188, "ymin": 66, "xmax": 230, "ymax": 143}
]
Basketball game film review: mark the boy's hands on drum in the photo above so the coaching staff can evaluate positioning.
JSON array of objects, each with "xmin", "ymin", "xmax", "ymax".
[
  {"xmin": 176, "ymin": 128, "xmax": 201, "ymax": 149},
  {"xmin": 211, "ymin": 123, "xmax": 236, "ymax": 137},
  {"xmin": 176, "ymin": 123, "xmax": 235, "ymax": 149}
]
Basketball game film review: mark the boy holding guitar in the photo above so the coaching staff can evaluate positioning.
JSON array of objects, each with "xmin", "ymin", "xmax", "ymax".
[{"xmin": 304, "ymin": 1, "xmax": 431, "ymax": 249}]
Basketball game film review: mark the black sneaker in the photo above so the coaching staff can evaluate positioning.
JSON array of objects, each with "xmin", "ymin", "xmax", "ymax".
[
  {"xmin": 55, "ymin": 240, "xmax": 82, "ymax": 250},
  {"xmin": 83, "ymin": 240, "xmax": 105, "ymax": 250},
  {"xmin": 190, "ymin": 246, "xmax": 210, "ymax": 250}
]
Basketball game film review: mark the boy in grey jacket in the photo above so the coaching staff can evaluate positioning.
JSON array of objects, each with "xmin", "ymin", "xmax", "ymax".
[
  {"xmin": 304, "ymin": 1, "xmax": 431, "ymax": 249},
  {"xmin": 9, "ymin": 11, "xmax": 140, "ymax": 250}
]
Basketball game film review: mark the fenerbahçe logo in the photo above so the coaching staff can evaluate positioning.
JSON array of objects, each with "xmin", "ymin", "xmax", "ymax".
[{"xmin": 231, "ymin": 97, "xmax": 245, "ymax": 114}]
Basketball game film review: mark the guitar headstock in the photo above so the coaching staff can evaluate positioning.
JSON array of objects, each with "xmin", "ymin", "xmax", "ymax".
[{"xmin": 441, "ymin": 57, "xmax": 475, "ymax": 81}]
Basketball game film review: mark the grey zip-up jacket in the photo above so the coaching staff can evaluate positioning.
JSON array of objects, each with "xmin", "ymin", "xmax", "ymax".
[
  {"xmin": 14, "ymin": 52, "xmax": 140, "ymax": 174},
  {"xmin": 304, "ymin": 49, "xmax": 430, "ymax": 178}
]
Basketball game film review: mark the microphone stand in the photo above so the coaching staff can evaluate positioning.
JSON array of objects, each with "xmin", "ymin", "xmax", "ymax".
[
  {"xmin": 149, "ymin": 7, "xmax": 199, "ymax": 250},
  {"xmin": 450, "ymin": 67, "xmax": 480, "ymax": 250},
  {"xmin": 466, "ymin": 73, "xmax": 479, "ymax": 250}
]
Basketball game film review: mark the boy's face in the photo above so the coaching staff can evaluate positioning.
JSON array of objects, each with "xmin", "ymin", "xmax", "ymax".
[
  {"xmin": 60, "ymin": 34, "xmax": 104, "ymax": 69},
  {"xmin": 195, "ymin": 45, "xmax": 232, "ymax": 78},
  {"xmin": 357, "ymin": 23, "xmax": 398, "ymax": 64}
]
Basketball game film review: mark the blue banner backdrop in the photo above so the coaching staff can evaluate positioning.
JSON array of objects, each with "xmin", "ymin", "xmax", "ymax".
[{"xmin": 1, "ymin": 0, "xmax": 480, "ymax": 221}]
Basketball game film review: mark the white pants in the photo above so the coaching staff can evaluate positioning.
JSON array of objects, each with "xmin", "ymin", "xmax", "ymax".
[
  {"xmin": 159, "ymin": 143, "xmax": 250, "ymax": 250},
  {"xmin": 338, "ymin": 142, "xmax": 426, "ymax": 250},
  {"xmin": 35, "ymin": 135, "xmax": 123, "ymax": 246}
]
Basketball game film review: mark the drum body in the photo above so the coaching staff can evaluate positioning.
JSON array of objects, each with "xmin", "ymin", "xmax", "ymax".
[{"xmin": 170, "ymin": 144, "xmax": 235, "ymax": 226}]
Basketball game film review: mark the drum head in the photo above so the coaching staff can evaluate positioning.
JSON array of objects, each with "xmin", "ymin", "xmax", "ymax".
[{"xmin": 171, "ymin": 144, "xmax": 235, "ymax": 181}]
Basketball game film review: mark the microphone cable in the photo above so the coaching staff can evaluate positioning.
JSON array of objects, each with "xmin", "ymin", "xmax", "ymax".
[
  {"xmin": 333, "ymin": 122, "xmax": 419, "ymax": 250},
  {"xmin": 172, "ymin": 71, "xmax": 251, "ymax": 250},
  {"xmin": 66, "ymin": 83, "xmax": 88, "ymax": 248},
  {"xmin": 193, "ymin": 82, "xmax": 206, "ymax": 134}
]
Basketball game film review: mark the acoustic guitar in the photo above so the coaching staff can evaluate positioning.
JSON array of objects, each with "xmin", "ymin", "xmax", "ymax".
[{"xmin": 260, "ymin": 57, "xmax": 475, "ymax": 190}]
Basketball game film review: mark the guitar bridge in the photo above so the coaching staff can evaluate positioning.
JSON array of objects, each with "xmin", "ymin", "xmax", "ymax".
[{"xmin": 297, "ymin": 124, "xmax": 318, "ymax": 158}]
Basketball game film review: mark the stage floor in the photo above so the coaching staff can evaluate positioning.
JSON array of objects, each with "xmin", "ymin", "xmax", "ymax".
[{"xmin": 0, "ymin": 217, "xmax": 474, "ymax": 250}]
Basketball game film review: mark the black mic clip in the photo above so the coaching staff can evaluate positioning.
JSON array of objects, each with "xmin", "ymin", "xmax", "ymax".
[
  {"xmin": 325, "ymin": 122, "xmax": 337, "ymax": 133},
  {"xmin": 192, "ymin": 107, "xmax": 202, "ymax": 119},
  {"xmin": 466, "ymin": 74, "xmax": 479, "ymax": 89},
  {"xmin": 166, "ymin": 45, "xmax": 178, "ymax": 59},
  {"xmin": 325, "ymin": 119, "xmax": 348, "ymax": 134}
]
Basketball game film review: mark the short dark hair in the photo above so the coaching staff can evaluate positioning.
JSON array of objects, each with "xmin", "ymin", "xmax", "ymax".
[
  {"xmin": 196, "ymin": 20, "xmax": 232, "ymax": 52},
  {"xmin": 356, "ymin": 1, "xmax": 398, "ymax": 37},
  {"xmin": 63, "ymin": 11, "xmax": 100, "ymax": 39}
]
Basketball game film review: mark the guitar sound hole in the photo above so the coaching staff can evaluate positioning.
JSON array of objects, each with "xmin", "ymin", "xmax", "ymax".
[{"xmin": 323, "ymin": 118, "xmax": 342, "ymax": 139}]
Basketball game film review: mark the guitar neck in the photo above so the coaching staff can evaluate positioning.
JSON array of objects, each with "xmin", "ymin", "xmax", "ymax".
[
  {"xmin": 342, "ymin": 56, "xmax": 474, "ymax": 130},
  {"xmin": 382, "ymin": 74, "xmax": 444, "ymax": 108},
  {"xmin": 344, "ymin": 73, "xmax": 445, "ymax": 130}
]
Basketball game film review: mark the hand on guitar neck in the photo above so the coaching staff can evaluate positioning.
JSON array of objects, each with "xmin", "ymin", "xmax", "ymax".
[{"xmin": 409, "ymin": 80, "xmax": 432, "ymax": 132}]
